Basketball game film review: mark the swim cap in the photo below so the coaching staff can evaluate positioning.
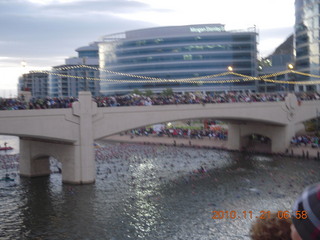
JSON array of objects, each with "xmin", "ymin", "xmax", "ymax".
[{"xmin": 292, "ymin": 183, "xmax": 320, "ymax": 240}]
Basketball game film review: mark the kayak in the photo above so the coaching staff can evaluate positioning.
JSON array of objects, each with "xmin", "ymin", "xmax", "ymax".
[
  {"xmin": 0, "ymin": 177, "xmax": 14, "ymax": 181},
  {"xmin": 0, "ymin": 147, "xmax": 13, "ymax": 151}
]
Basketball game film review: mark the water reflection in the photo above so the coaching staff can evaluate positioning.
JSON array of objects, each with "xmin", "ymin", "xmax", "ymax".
[
  {"xmin": 4, "ymin": 175, "xmax": 99, "ymax": 240},
  {"xmin": 126, "ymin": 158, "xmax": 163, "ymax": 239},
  {"xmin": 0, "ymin": 140, "xmax": 320, "ymax": 239}
]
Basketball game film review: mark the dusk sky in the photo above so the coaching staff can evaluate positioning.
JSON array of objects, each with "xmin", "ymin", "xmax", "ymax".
[{"xmin": 0, "ymin": 0, "xmax": 295, "ymax": 95}]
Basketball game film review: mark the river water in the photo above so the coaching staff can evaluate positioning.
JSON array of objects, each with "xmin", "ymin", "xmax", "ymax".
[{"xmin": 0, "ymin": 136, "xmax": 320, "ymax": 240}]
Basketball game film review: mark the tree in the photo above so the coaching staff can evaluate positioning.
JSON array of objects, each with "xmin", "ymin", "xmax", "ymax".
[
  {"xmin": 132, "ymin": 89, "xmax": 143, "ymax": 95},
  {"xmin": 162, "ymin": 88, "xmax": 173, "ymax": 97},
  {"xmin": 144, "ymin": 89, "xmax": 153, "ymax": 97}
]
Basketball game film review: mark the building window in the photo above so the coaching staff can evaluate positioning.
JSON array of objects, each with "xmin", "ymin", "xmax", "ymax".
[
  {"xmin": 136, "ymin": 40, "xmax": 146, "ymax": 46},
  {"xmin": 183, "ymin": 54, "xmax": 193, "ymax": 60},
  {"xmin": 154, "ymin": 38, "xmax": 163, "ymax": 44}
]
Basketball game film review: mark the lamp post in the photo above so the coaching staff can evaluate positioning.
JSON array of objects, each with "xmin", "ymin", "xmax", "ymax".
[
  {"xmin": 82, "ymin": 57, "xmax": 88, "ymax": 92},
  {"xmin": 21, "ymin": 60, "xmax": 27, "ymax": 68},
  {"xmin": 286, "ymin": 63, "xmax": 294, "ymax": 92},
  {"xmin": 317, "ymin": 109, "xmax": 319, "ymax": 134},
  {"xmin": 20, "ymin": 60, "xmax": 29, "ymax": 95},
  {"xmin": 227, "ymin": 66, "xmax": 233, "ymax": 92}
]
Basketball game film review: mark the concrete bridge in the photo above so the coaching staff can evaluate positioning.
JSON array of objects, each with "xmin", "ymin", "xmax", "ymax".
[{"xmin": 0, "ymin": 92, "xmax": 319, "ymax": 184}]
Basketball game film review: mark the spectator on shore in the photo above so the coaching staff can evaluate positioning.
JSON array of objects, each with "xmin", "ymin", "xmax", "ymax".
[
  {"xmin": 291, "ymin": 135, "xmax": 319, "ymax": 148},
  {"xmin": 127, "ymin": 126, "xmax": 229, "ymax": 141}
]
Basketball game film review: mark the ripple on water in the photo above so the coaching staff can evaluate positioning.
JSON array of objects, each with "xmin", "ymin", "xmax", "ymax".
[{"xmin": 1, "ymin": 142, "xmax": 320, "ymax": 239}]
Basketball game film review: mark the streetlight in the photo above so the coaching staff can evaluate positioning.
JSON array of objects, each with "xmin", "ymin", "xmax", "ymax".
[
  {"xmin": 287, "ymin": 63, "xmax": 294, "ymax": 92},
  {"xmin": 20, "ymin": 60, "xmax": 28, "ymax": 93},
  {"xmin": 82, "ymin": 57, "xmax": 88, "ymax": 92},
  {"xmin": 227, "ymin": 66, "xmax": 233, "ymax": 92},
  {"xmin": 288, "ymin": 63, "xmax": 294, "ymax": 70},
  {"xmin": 317, "ymin": 109, "xmax": 319, "ymax": 134}
]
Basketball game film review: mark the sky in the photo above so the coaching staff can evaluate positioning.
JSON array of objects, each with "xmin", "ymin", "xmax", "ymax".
[{"xmin": 0, "ymin": 0, "xmax": 295, "ymax": 96}]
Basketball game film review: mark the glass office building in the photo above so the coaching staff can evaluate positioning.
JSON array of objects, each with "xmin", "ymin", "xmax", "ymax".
[
  {"xmin": 98, "ymin": 24, "xmax": 258, "ymax": 95},
  {"xmin": 295, "ymin": 0, "xmax": 320, "ymax": 91},
  {"xmin": 49, "ymin": 43, "xmax": 100, "ymax": 97},
  {"xmin": 18, "ymin": 72, "xmax": 49, "ymax": 98}
]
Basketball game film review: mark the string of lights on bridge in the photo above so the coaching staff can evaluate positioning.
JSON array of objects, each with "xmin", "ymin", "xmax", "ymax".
[{"xmin": 29, "ymin": 65, "xmax": 320, "ymax": 85}]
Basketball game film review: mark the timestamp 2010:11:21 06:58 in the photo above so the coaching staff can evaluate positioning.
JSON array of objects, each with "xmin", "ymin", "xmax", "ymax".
[{"xmin": 211, "ymin": 210, "xmax": 308, "ymax": 220}]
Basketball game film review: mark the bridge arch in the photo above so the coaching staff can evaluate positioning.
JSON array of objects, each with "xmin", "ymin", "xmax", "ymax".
[
  {"xmin": 95, "ymin": 117, "xmax": 216, "ymax": 140},
  {"xmin": 240, "ymin": 133, "xmax": 271, "ymax": 153},
  {"xmin": 94, "ymin": 116, "xmax": 284, "ymax": 141},
  {"xmin": 93, "ymin": 100, "xmax": 295, "ymax": 141},
  {"xmin": 29, "ymin": 154, "xmax": 52, "ymax": 178},
  {"xmin": 31, "ymin": 152, "xmax": 63, "ymax": 174},
  {"xmin": 19, "ymin": 138, "xmax": 87, "ymax": 183}
]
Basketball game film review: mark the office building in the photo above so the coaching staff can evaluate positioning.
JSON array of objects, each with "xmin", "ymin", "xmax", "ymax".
[
  {"xmin": 258, "ymin": 35, "xmax": 294, "ymax": 92},
  {"xmin": 295, "ymin": 0, "xmax": 320, "ymax": 91},
  {"xmin": 98, "ymin": 24, "xmax": 258, "ymax": 95},
  {"xmin": 18, "ymin": 72, "xmax": 49, "ymax": 98},
  {"xmin": 49, "ymin": 43, "xmax": 100, "ymax": 97}
]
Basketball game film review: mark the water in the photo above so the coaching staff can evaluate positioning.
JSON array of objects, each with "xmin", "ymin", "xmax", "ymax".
[{"xmin": 0, "ymin": 137, "xmax": 320, "ymax": 240}]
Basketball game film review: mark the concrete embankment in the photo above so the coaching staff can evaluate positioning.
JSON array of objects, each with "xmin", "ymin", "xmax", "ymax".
[
  {"xmin": 104, "ymin": 134, "xmax": 320, "ymax": 161},
  {"xmin": 104, "ymin": 134, "xmax": 227, "ymax": 149}
]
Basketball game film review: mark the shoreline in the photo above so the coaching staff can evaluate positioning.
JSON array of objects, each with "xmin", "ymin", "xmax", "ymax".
[
  {"xmin": 103, "ymin": 134, "xmax": 227, "ymax": 149},
  {"xmin": 104, "ymin": 134, "xmax": 320, "ymax": 160}
]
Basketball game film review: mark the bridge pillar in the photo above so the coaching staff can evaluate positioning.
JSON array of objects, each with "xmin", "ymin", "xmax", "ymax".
[
  {"xmin": 19, "ymin": 92, "xmax": 97, "ymax": 184},
  {"xmin": 227, "ymin": 123, "xmax": 242, "ymax": 151},
  {"xmin": 19, "ymin": 138, "xmax": 96, "ymax": 184},
  {"xmin": 71, "ymin": 92, "xmax": 97, "ymax": 184},
  {"xmin": 270, "ymin": 124, "xmax": 295, "ymax": 153},
  {"xmin": 227, "ymin": 122, "xmax": 295, "ymax": 153}
]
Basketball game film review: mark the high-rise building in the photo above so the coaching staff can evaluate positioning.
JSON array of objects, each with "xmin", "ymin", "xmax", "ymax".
[
  {"xmin": 18, "ymin": 72, "xmax": 49, "ymax": 98},
  {"xmin": 98, "ymin": 24, "xmax": 258, "ymax": 95},
  {"xmin": 295, "ymin": 0, "xmax": 320, "ymax": 91},
  {"xmin": 258, "ymin": 35, "xmax": 294, "ymax": 92},
  {"xmin": 49, "ymin": 43, "xmax": 100, "ymax": 97}
]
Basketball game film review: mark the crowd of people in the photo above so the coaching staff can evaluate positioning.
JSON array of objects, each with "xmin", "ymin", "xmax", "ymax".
[
  {"xmin": 93, "ymin": 91, "xmax": 320, "ymax": 107},
  {"xmin": 0, "ymin": 91, "xmax": 320, "ymax": 110},
  {"xmin": 291, "ymin": 135, "xmax": 320, "ymax": 148},
  {"xmin": 0, "ymin": 96, "xmax": 77, "ymax": 110},
  {"xmin": 94, "ymin": 91, "xmax": 289, "ymax": 107},
  {"xmin": 127, "ymin": 126, "xmax": 228, "ymax": 140}
]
